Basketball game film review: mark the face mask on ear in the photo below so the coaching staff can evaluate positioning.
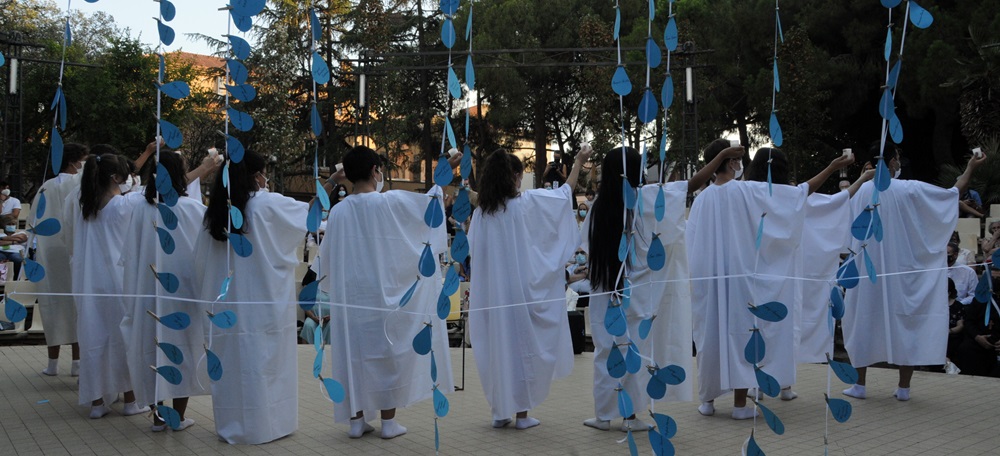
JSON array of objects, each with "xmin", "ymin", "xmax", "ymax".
[
  {"xmin": 732, "ymin": 161, "xmax": 744, "ymax": 180},
  {"xmin": 893, "ymin": 167, "xmax": 901, "ymax": 179},
  {"xmin": 118, "ymin": 175, "xmax": 133, "ymax": 194},
  {"xmin": 375, "ymin": 169, "xmax": 385, "ymax": 193},
  {"xmin": 575, "ymin": 253, "xmax": 587, "ymax": 265},
  {"xmin": 338, "ymin": 190, "xmax": 346, "ymax": 197},
  {"xmin": 578, "ymin": 209, "xmax": 587, "ymax": 218},
  {"xmin": 131, "ymin": 175, "xmax": 142, "ymax": 193},
  {"xmin": 4, "ymin": 225, "xmax": 14, "ymax": 233},
  {"xmin": 0, "ymin": 189, "xmax": 9, "ymax": 197}
]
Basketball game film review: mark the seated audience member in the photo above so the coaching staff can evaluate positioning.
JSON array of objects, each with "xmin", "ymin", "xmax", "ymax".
[
  {"xmin": 959, "ymin": 189, "xmax": 984, "ymax": 218},
  {"xmin": 953, "ymin": 296, "xmax": 1000, "ymax": 377},
  {"xmin": 0, "ymin": 214, "xmax": 27, "ymax": 280}
]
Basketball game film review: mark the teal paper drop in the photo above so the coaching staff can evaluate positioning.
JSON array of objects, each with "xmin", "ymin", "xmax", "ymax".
[
  {"xmin": 419, "ymin": 244, "xmax": 437, "ymax": 276},
  {"xmin": 756, "ymin": 401, "xmax": 785, "ymax": 435},
  {"xmin": 654, "ymin": 185, "xmax": 665, "ymax": 221},
  {"xmin": 412, "ymin": 324, "xmax": 432, "ymax": 355},
  {"xmin": 400, "ymin": 278, "xmax": 419, "ymax": 307},
  {"xmin": 744, "ymin": 329, "xmax": 765, "ymax": 364},
  {"xmin": 607, "ymin": 344, "xmax": 626, "ymax": 378},
  {"xmin": 611, "ymin": 66, "xmax": 632, "ymax": 96},
  {"xmin": 661, "ymin": 74, "xmax": 674, "ymax": 109},
  {"xmin": 617, "ymin": 387, "xmax": 634, "ymax": 418},
  {"xmin": 156, "ymin": 365, "xmax": 182, "ymax": 385},
  {"xmin": 651, "ymin": 412, "xmax": 678, "ymax": 439},
  {"xmin": 23, "ymin": 259, "xmax": 45, "ymax": 282},
  {"xmin": 434, "ymin": 387, "xmax": 450, "ymax": 417},
  {"xmin": 4, "ymin": 296, "xmax": 26, "ymax": 323},
  {"xmin": 322, "ymin": 377, "xmax": 345, "ymax": 403},
  {"xmin": 647, "ymin": 235, "xmax": 666, "ymax": 271},
  {"xmin": 206, "ymin": 348, "xmax": 223, "ymax": 381},
  {"xmin": 437, "ymin": 292, "xmax": 451, "ymax": 320},
  {"xmin": 664, "ymin": 17, "xmax": 678, "ymax": 51}
]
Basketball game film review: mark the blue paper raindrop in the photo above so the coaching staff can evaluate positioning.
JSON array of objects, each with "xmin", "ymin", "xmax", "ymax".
[
  {"xmin": 863, "ymin": 247, "xmax": 876, "ymax": 284},
  {"xmin": 35, "ymin": 192, "xmax": 46, "ymax": 219},
  {"xmin": 424, "ymin": 197, "xmax": 445, "ymax": 229},
  {"xmin": 209, "ymin": 310, "xmax": 237, "ymax": 329},
  {"xmin": 443, "ymin": 264, "xmax": 460, "ymax": 296},
  {"xmin": 908, "ymin": 1, "xmax": 934, "ymax": 29},
  {"xmin": 31, "ymin": 218, "xmax": 61, "ymax": 237},
  {"xmin": 156, "ymin": 365, "xmax": 182, "ymax": 385},
  {"xmin": 229, "ymin": 233, "xmax": 253, "ymax": 257},
  {"xmin": 23, "ymin": 259, "xmax": 45, "ymax": 282},
  {"xmin": 830, "ymin": 287, "xmax": 845, "ymax": 320},
  {"xmin": 227, "ymin": 108, "xmax": 254, "ymax": 132},
  {"xmin": 226, "ymin": 83, "xmax": 257, "ymax": 102},
  {"xmin": 227, "ymin": 59, "xmax": 248, "ymax": 84},
  {"xmin": 888, "ymin": 113, "xmax": 903, "ymax": 144},
  {"xmin": 451, "ymin": 230, "xmax": 469, "ymax": 262},
  {"xmin": 441, "ymin": 18, "xmax": 456, "ymax": 48},
  {"xmin": 664, "ymin": 17, "xmax": 678, "ymax": 51},
  {"xmin": 769, "ymin": 112, "xmax": 783, "ymax": 147},
  {"xmin": 227, "ymin": 135, "xmax": 245, "ymax": 163},
  {"xmin": 50, "ymin": 128, "xmax": 63, "ymax": 177},
  {"xmin": 881, "ymin": 0, "xmax": 902, "ymax": 8},
  {"xmin": 826, "ymin": 395, "xmax": 852, "ymax": 423},
  {"xmin": 754, "ymin": 366, "xmax": 780, "ymax": 397},
  {"xmin": 157, "ymin": 341, "xmax": 183, "ymax": 364},
  {"xmin": 744, "ymin": 329, "xmax": 765, "ymax": 364},
  {"xmin": 618, "ymin": 233, "xmax": 628, "ymax": 262},
  {"xmin": 309, "ymin": 8, "xmax": 322, "ymax": 42},
  {"xmin": 878, "ymin": 88, "xmax": 894, "ymax": 120},
  {"xmin": 230, "ymin": 0, "xmax": 267, "ymax": 17},
  {"xmin": 437, "ymin": 292, "xmax": 451, "ymax": 320},
  {"xmin": 228, "ymin": 35, "xmax": 251, "ymax": 60},
  {"xmin": 646, "ymin": 38, "xmax": 662, "ymax": 69},
  {"xmin": 887, "ymin": 60, "xmax": 901, "ymax": 89},
  {"xmin": 625, "ymin": 342, "xmax": 641, "ymax": 374},
  {"xmin": 431, "ymin": 350, "xmax": 438, "ymax": 382},
  {"xmin": 311, "ymin": 104, "xmax": 322, "ymax": 136},
  {"xmin": 156, "ymin": 227, "xmax": 176, "ymax": 254},
  {"xmin": 231, "ymin": 14, "xmax": 252, "ymax": 33},
  {"xmin": 851, "ymin": 208, "xmax": 874, "ymax": 241},
  {"xmin": 613, "ymin": 8, "xmax": 621, "ymax": 40},
  {"xmin": 434, "ymin": 387, "xmax": 450, "ymax": 417},
  {"xmin": 755, "ymin": 214, "xmax": 765, "ymax": 250},
  {"xmin": 311, "ymin": 52, "xmax": 330, "ymax": 85},
  {"xmin": 157, "ymin": 405, "xmax": 181, "ymax": 429},
  {"xmin": 322, "ymin": 377, "xmax": 345, "ymax": 403},
  {"xmin": 884, "ymin": 28, "xmax": 892, "ymax": 62},
  {"xmin": 465, "ymin": 55, "xmax": 476, "ymax": 90},
  {"xmin": 448, "ymin": 66, "xmax": 461, "ymax": 99},
  {"xmin": 749, "ymin": 301, "xmax": 788, "ymax": 322},
  {"xmin": 306, "ymin": 200, "xmax": 321, "ymax": 233},
  {"xmin": 607, "ymin": 344, "xmax": 627, "ymax": 379},
  {"xmin": 313, "ymin": 348, "xmax": 323, "ymax": 378},
  {"xmin": 604, "ymin": 304, "xmax": 627, "ymax": 337},
  {"xmin": 158, "ymin": 81, "xmax": 190, "ymax": 100},
  {"xmin": 453, "ymin": 189, "xmax": 471, "ymax": 223},
  {"xmin": 413, "ymin": 324, "xmax": 432, "ymax": 355},
  {"xmin": 617, "ymin": 387, "xmax": 634, "ymax": 418},
  {"xmin": 400, "ymin": 279, "xmax": 419, "ymax": 307},
  {"xmin": 649, "ymin": 431, "xmax": 675, "ymax": 456},
  {"xmin": 156, "ymin": 272, "xmax": 180, "ymax": 293},
  {"xmin": 647, "ymin": 235, "xmax": 666, "ymax": 271},
  {"xmin": 830, "ymin": 359, "xmax": 859, "ymax": 385},
  {"xmin": 299, "ymin": 280, "xmax": 320, "ymax": 309},
  {"xmin": 157, "ymin": 20, "xmax": 175, "ymax": 46},
  {"xmin": 874, "ymin": 159, "xmax": 891, "ymax": 191},
  {"xmin": 4, "ymin": 296, "xmax": 26, "ymax": 323},
  {"xmin": 837, "ymin": 257, "xmax": 860, "ymax": 289},
  {"xmin": 159, "ymin": 119, "xmax": 183, "ymax": 149},
  {"xmin": 611, "ymin": 66, "xmax": 632, "ymax": 96},
  {"xmin": 638, "ymin": 317, "xmax": 654, "ymax": 340},
  {"xmin": 975, "ymin": 268, "xmax": 992, "ymax": 303},
  {"xmin": 652, "ymin": 412, "xmax": 678, "ymax": 438},
  {"xmin": 661, "ymin": 74, "xmax": 674, "ymax": 109},
  {"xmin": 638, "ymin": 88, "xmax": 658, "ymax": 124},
  {"xmin": 654, "ymin": 186, "xmax": 665, "ymax": 221},
  {"xmin": 206, "ymin": 348, "xmax": 223, "ymax": 381},
  {"xmin": 434, "ymin": 157, "xmax": 453, "ymax": 187}
]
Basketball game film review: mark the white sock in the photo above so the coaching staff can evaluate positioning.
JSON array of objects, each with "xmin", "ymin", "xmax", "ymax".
[
  {"xmin": 731, "ymin": 406, "xmax": 757, "ymax": 420},
  {"xmin": 89, "ymin": 404, "xmax": 110, "ymax": 419},
  {"xmin": 698, "ymin": 401, "xmax": 715, "ymax": 416},
  {"xmin": 380, "ymin": 419, "xmax": 407, "ymax": 439},
  {"xmin": 122, "ymin": 401, "xmax": 149, "ymax": 416},
  {"xmin": 492, "ymin": 418, "xmax": 512, "ymax": 428},
  {"xmin": 893, "ymin": 387, "xmax": 910, "ymax": 401},
  {"xmin": 583, "ymin": 418, "xmax": 610, "ymax": 430},
  {"xmin": 348, "ymin": 419, "xmax": 374, "ymax": 438},
  {"xmin": 780, "ymin": 388, "xmax": 798, "ymax": 401},
  {"xmin": 515, "ymin": 416, "xmax": 540, "ymax": 430},
  {"xmin": 42, "ymin": 359, "xmax": 58, "ymax": 376},
  {"xmin": 70, "ymin": 360, "xmax": 80, "ymax": 377},
  {"xmin": 842, "ymin": 384, "xmax": 866, "ymax": 399}
]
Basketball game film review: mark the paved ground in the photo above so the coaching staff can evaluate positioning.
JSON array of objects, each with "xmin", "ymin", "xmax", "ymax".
[{"xmin": 2, "ymin": 345, "xmax": 999, "ymax": 455}]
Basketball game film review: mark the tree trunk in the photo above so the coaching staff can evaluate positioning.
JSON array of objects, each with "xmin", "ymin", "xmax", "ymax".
[{"xmin": 533, "ymin": 102, "xmax": 548, "ymax": 189}]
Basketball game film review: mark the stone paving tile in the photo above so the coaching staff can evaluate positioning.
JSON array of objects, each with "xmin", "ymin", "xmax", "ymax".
[{"xmin": 2, "ymin": 345, "xmax": 999, "ymax": 455}]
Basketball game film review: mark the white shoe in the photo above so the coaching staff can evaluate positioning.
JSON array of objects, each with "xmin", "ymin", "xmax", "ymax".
[
  {"xmin": 122, "ymin": 402, "xmax": 149, "ymax": 416},
  {"xmin": 348, "ymin": 419, "xmax": 375, "ymax": 438},
  {"xmin": 515, "ymin": 417, "xmax": 540, "ymax": 430},
  {"xmin": 698, "ymin": 401, "xmax": 715, "ymax": 416},
  {"xmin": 583, "ymin": 418, "xmax": 610, "ymax": 430},
  {"xmin": 842, "ymin": 385, "xmax": 866, "ymax": 399},
  {"xmin": 621, "ymin": 418, "xmax": 653, "ymax": 432},
  {"xmin": 780, "ymin": 389, "xmax": 798, "ymax": 401},
  {"xmin": 151, "ymin": 423, "xmax": 167, "ymax": 432},
  {"xmin": 747, "ymin": 388, "xmax": 763, "ymax": 400},
  {"xmin": 492, "ymin": 418, "xmax": 512, "ymax": 428},
  {"xmin": 380, "ymin": 419, "xmax": 407, "ymax": 439},
  {"xmin": 175, "ymin": 418, "xmax": 195, "ymax": 431},
  {"xmin": 893, "ymin": 388, "xmax": 910, "ymax": 401},
  {"xmin": 42, "ymin": 358, "xmax": 58, "ymax": 376},
  {"xmin": 89, "ymin": 405, "xmax": 110, "ymax": 419},
  {"xmin": 731, "ymin": 406, "xmax": 758, "ymax": 420}
]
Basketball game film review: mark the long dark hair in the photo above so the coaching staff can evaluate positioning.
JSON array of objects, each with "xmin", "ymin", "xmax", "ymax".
[
  {"xmin": 143, "ymin": 150, "xmax": 188, "ymax": 205},
  {"xmin": 79, "ymin": 146, "xmax": 129, "ymax": 220},
  {"xmin": 588, "ymin": 147, "xmax": 641, "ymax": 292},
  {"xmin": 204, "ymin": 151, "xmax": 266, "ymax": 241},
  {"xmin": 746, "ymin": 147, "xmax": 789, "ymax": 185},
  {"xmin": 477, "ymin": 149, "xmax": 523, "ymax": 215}
]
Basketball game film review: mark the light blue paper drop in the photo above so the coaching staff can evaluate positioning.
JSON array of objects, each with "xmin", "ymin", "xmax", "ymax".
[
  {"xmin": 35, "ymin": 191, "xmax": 46, "ymax": 219},
  {"xmin": 755, "ymin": 214, "xmax": 765, "ymax": 250},
  {"xmin": 649, "ymin": 431, "xmax": 675, "ymax": 456},
  {"xmin": 64, "ymin": 19, "xmax": 72, "ymax": 46},
  {"xmin": 433, "ymin": 387, "xmax": 449, "ymax": 417},
  {"xmin": 444, "ymin": 118, "xmax": 457, "ymax": 149},
  {"xmin": 646, "ymin": 37, "xmax": 662, "ymax": 69},
  {"xmin": 664, "ymin": 17, "xmax": 678, "ymax": 51},
  {"xmin": 872, "ymin": 208, "xmax": 884, "ymax": 242},
  {"xmin": 431, "ymin": 350, "xmax": 438, "ymax": 382},
  {"xmin": 878, "ymin": 88, "xmax": 894, "ymax": 120},
  {"xmin": 156, "ymin": 271, "xmax": 180, "ymax": 293},
  {"xmin": 31, "ymin": 218, "xmax": 61, "ymax": 236},
  {"xmin": 749, "ymin": 301, "xmax": 788, "ymax": 322},
  {"xmin": 311, "ymin": 52, "xmax": 330, "ymax": 85},
  {"xmin": 311, "ymin": 104, "xmax": 322, "ymax": 136},
  {"xmin": 437, "ymin": 292, "xmax": 451, "ymax": 320},
  {"xmin": 465, "ymin": 2, "xmax": 473, "ymax": 38},
  {"xmin": 230, "ymin": 0, "xmax": 267, "ymax": 17},
  {"xmin": 159, "ymin": 119, "xmax": 183, "ymax": 149},
  {"xmin": 50, "ymin": 128, "xmax": 63, "ymax": 177},
  {"xmin": 448, "ymin": 66, "xmax": 461, "ymax": 99},
  {"xmin": 156, "ymin": 226, "xmax": 176, "ymax": 254},
  {"xmin": 754, "ymin": 366, "xmax": 780, "ymax": 397},
  {"xmin": 654, "ymin": 186, "xmax": 665, "ymax": 221},
  {"xmin": 227, "ymin": 59, "xmax": 248, "ymax": 84},
  {"xmin": 887, "ymin": 60, "xmax": 901, "ymax": 89},
  {"xmin": 628, "ymin": 430, "xmax": 638, "ymax": 456},
  {"xmin": 157, "ymin": 20, "xmax": 175, "ymax": 46},
  {"xmin": 773, "ymin": 61, "xmax": 780, "ymax": 92},
  {"xmin": 908, "ymin": 1, "xmax": 934, "ymax": 29},
  {"xmin": 607, "ymin": 344, "xmax": 626, "ymax": 378},
  {"xmin": 23, "ymin": 259, "xmax": 45, "ymax": 282},
  {"xmin": 647, "ymin": 235, "xmax": 666, "ymax": 271},
  {"xmin": 400, "ymin": 278, "xmax": 419, "ymax": 307},
  {"xmin": 313, "ymin": 324, "xmax": 323, "ymax": 353},
  {"xmin": 218, "ymin": 275, "xmax": 232, "ymax": 301},
  {"xmin": 830, "ymin": 287, "xmax": 845, "ymax": 320},
  {"xmin": 638, "ymin": 88, "xmax": 658, "ymax": 124},
  {"xmin": 777, "ymin": 11, "xmax": 785, "ymax": 43},
  {"xmin": 837, "ymin": 257, "xmax": 860, "ymax": 289},
  {"xmin": 228, "ymin": 35, "xmax": 251, "ymax": 60},
  {"xmin": 231, "ymin": 14, "xmax": 252, "ymax": 32},
  {"xmin": 157, "ymin": 341, "xmax": 183, "ymax": 364},
  {"xmin": 206, "ymin": 348, "xmax": 223, "ymax": 381},
  {"xmin": 228, "ymin": 233, "xmax": 253, "ymax": 257},
  {"xmin": 451, "ymin": 230, "xmax": 469, "ymax": 262},
  {"xmin": 888, "ymin": 113, "xmax": 903, "ymax": 144},
  {"xmin": 322, "ymin": 377, "xmax": 345, "ymax": 402},
  {"xmin": 826, "ymin": 395, "xmax": 852, "ymax": 422},
  {"xmin": 209, "ymin": 310, "xmax": 237, "ymax": 329},
  {"xmin": 756, "ymin": 401, "xmax": 785, "ymax": 435},
  {"xmin": 613, "ymin": 8, "xmax": 621, "ymax": 40},
  {"xmin": 413, "ymin": 324, "xmax": 432, "ymax": 355},
  {"xmin": 157, "ymin": 405, "xmax": 181, "ymax": 430},
  {"xmin": 158, "ymin": 81, "xmax": 190, "ymax": 100},
  {"xmin": 744, "ymin": 329, "xmax": 765, "ymax": 364},
  {"xmin": 617, "ymin": 387, "xmax": 634, "ymax": 418},
  {"xmin": 661, "ymin": 74, "xmax": 674, "ymax": 109},
  {"xmin": 309, "ymin": 8, "xmax": 322, "ymax": 42},
  {"xmin": 874, "ymin": 159, "xmax": 891, "ymax": 191},
  {"xmin": 769, "ymin": 112, "xmax": 783, "ymax": 147},
  {"xmin": 155, "ymin": 163, "xmax": 173, "ymax": 195},
  {"xmin": 863, "ymin": 247, "xmax": 876, "ymax": 284},
  {"xmin": 652, "ymin": 412, "xmax": 678, "ymax": 438},
  {"xmin": 638, "ymin": 317, "xmax": 654, "ymax": 340},
  {"xmin": 830, "ymin": 359, "xmax": 859, "ymax": 385},
  {"xmin": 227, "ymin": 108, "xmax": 254, "ymax": 132},
  {"xmin": 226, "ymin": 136, "xmax": 244, "ymax": 164},
  {"xmin": 315, "ymin": 180, "xmax": 330, "ymax": 210},
  {"xmin": 4, "ymin": 296, "xmax": 26, "ymax": 323},
  {"xmin": 419, "ymin": 245, "xmax": 436, "ymax": 276},
  {"xmin": 453, "ymin": 189, "xmax": 471, "ymax": 222},
  {"xmin": 975, "ymin": 268, "xmax": 992, "ymax": 303},
  {"xmin": 647, "ymin": 370, "xmax": 667, "ymax": 400},
  {"xmin": 623, "ymin": 180, "xmax": 637, "ymax": 209},
  {"xmin": 439, "ymin": 0, "xmax": 458, "ymax": 15},
  {"xmin": 441, "ymin": 18, "xmax": 456, "ymax": 48},
  {"xmin": 443, "ymin": 264, "xmax": 460, "ymax": 296},
  {"xmin": 605, "ymin": 304, "xmax": 627, "ymax": 337},
  {"xmin": 884, "ymin": 28, "xmax": 892, "ymax": 62},
  {"xmin": 465, "ymin": 55, "xmax": 476, "ymax": 90},
  {"xmin": 881, "ymin": 0, "xmax": 902, "ymax": 7},
  {"xmin": 611, "ymin": 66, "xmax": 632, "ymax": 97},
  {"xmin": 434, "ymin": 157, "xmax": 453, "ymax": 187},
  {"xmin": 156, "ymin": 365, "xmax": 182, "ymax": 385},
  {"xmin": 625, "ymin": 342, "xmax": 641, "ymax": 374},
  {"xmin": 618, "ymin": 233, "xmax": 628, "ymax": 262},
  {"xmin": 306, "ymin": 200, "xmax": 321, "ymax": 233},
  {"xmin": 226, "ymin": 83, "xmax": 257, "ymax": 102},
  {"xmin": 851, "ymin": 207, "xmax": 874, "ymax": 241},
  {"xmin": 313, "ymin": 347, "xmax": 323, "ymax": 378},
  {"xmin": 424, "ymin": 197, "xmax": 445, "ymax": 228}
]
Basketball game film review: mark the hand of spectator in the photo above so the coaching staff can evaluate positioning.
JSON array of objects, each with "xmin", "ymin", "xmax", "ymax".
[{"xmin": 976, "ymin": 335, "xmax": 993, "ymax": 350}]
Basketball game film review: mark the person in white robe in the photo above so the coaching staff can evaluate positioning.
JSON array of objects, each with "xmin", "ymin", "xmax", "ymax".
[
  {"xmin": 32, "ymin": 143, "xmax": 88, "ymax": 376},
  {"xmin": 195, "ymin": 150, "xmax": 312, "ymax": 444},
  {"xmin": 468, "ymin": 146, "xmax": 589, "ymax": 430},
  {"xmin": 580, "ymin": 146, "xmax": 736, "ymax": 432},
  {"xmin": 320, "ymin": 146, "xmax": 458, "ymax": 439},
  {"xmin": 69, "ymin": 148, "xmax": 150, "ymax": 419},
  {"xmin": 842, "ymin": 143, "xmax": 985, "ymax": 401},
  {"xmin": 120, "ymin": 150, "xmax": 208, "ymax": 432},
  {"xmin": 687, "ymin": 142, "xmax": 853, "ymax": 419}
]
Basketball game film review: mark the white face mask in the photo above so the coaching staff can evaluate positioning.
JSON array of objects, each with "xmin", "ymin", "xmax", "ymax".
[
  {"xmin": 132, "ymin": 176, "xmax": 142, "ymax": 192},
  {"xmin": 893, "ymin": 167, "xmax": 901, "ymax": 179},
  {"xmin": 375, "ymin": 169, "xmax": 385, "ymax": 193},
  {"xmin": 578, "ymin": 209, "xmax": 587, "ymax": 218},
  {"xmin": 337, "ymin": 190, "xmax": 346, "ymax": 198},
  {"xmin": 4, "ymin": 225, "xmax": 14, "ymax": 233},
  {"xmin": 732, "ymin": 161, "xmax": 744, "ymax": 180},
  {"xmin": 0, "ymin": 189, "xmax": 9, "ymax": 197},
  {"xmin": 575, "ymin": 253, "xmax": 586, "ymax": 265},
  {"xmin": 118, "ymin": 176, "xmax": 133, "ymax": 194}
]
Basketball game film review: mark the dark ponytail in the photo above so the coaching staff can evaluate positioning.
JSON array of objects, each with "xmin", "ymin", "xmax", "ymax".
[
  {"xmin": 79, "ymin": 145, "xmax": 128, "ymax": 220},
  {"xmin": 477, "ymin": 150, "xmax": 523, "ymax": 216},
  {"xmin": 746, "ymin": 147, "xmax": 789, "ymax": 185},
  {"xmin": 588, "ymin": 147, "xmax": 641, "ymax": 292},
  {"xmin": 143, "ymin": 150, "xmax": 189, "ymax": 206},
  {"xmin": 204, "ymin": 151, "xmax": 266, "ymax": 241}
]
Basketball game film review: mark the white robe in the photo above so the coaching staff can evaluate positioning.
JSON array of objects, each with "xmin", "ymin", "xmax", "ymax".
[
  {"xmin": 843, "ymin": 180, "xmax": 957, "ymax": 367},
  {"xmin": 70, "ymin": 191, "xmax": 145, "ymax": 405},
  {"xmin": 120, "ymin": 197, "xmax": 209, "ymax": 407},
  {"xmin": 794, "ymin": 191, "xmax": 851, "ymax": 363},
  {"xmin": 194, "ymin": 191, "xmax": 307, "ymax": 444},
  {"xmin": 468, "ymin": 184, "xmax": 576, "ymax": 420},
  {"xmin": 31, "ymin": 173, "xmax": 81, "ymax": 347},
  {"xmin": 687, "ymin": 181, "xmax": 807, "ymax": 403},
  {"xmin": 321, "ymin": 187, "xmax": 454, "ymax": 423},
  {"xmin": 582, "ymin": 182, "xmax": 693, "ymax": 420}
]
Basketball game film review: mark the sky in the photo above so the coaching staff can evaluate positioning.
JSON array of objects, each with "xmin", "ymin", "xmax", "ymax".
[{"xmin": 64, "ymin": 0, "xmax": 249, "ymax": 56}]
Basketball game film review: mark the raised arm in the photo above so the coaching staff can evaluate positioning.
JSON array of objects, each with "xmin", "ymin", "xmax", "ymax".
[
  {"xmin": 954, "ymin": 151, "xmax": 986, "ymax": 196},
  {"xmin": 186, "ymin": 153, "xmax": 223, "ymax": 185},
  {"xmin": 687, "ymin": 146, "xmax": 744, "ymax": 193},
  {"xmin": 806, "ymin": 154, "xmax": 854, "ymax": 195},
  {"xmin": 847, "ymin": 168, "xmax": 876, "ymax": 197},
  {"xmin": 564, "ymin": 144, "xmax": 593, "ymax": 191}
]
